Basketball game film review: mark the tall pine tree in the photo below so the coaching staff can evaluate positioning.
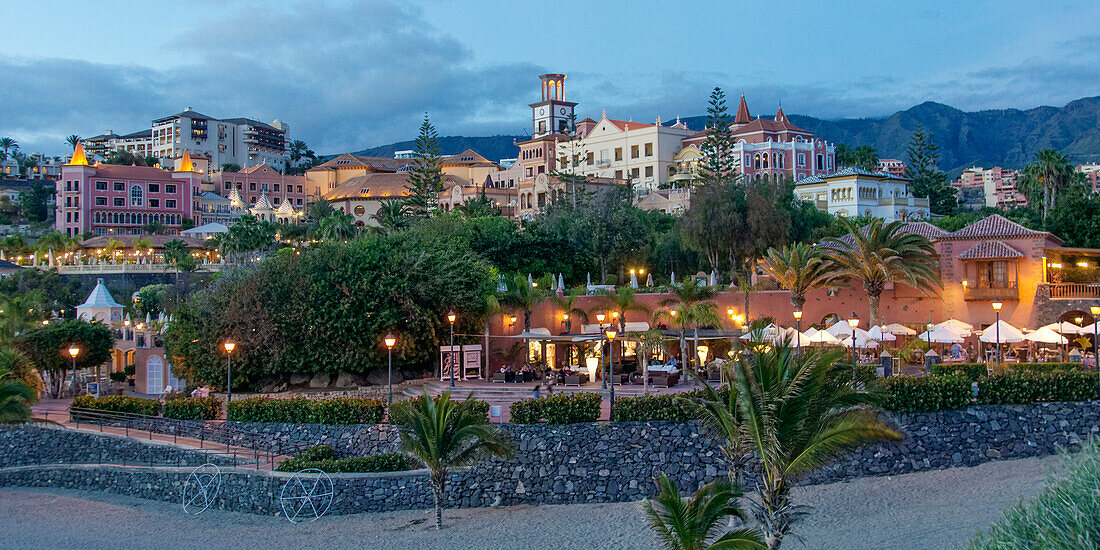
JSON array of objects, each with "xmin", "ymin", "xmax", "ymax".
[
  {"xmin": 405, "ymin": 113, "xmax": 443, "ymax": 215},
  {"xmin": 700, "ymin": 87, "xmax": 737, "ymax": 186},
  {"xmin": 905, "ymin": 125, "xmax": 956, "ymax": 215}
]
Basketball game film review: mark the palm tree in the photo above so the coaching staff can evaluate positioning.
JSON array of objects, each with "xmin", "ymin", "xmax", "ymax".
[
  {"xmin": 823, "ymin": 218, "xmax": 939, "ymax": 327},
  {"xmin": 163, "ymin": 238, "xmax": 192, "ymax": 282},
  {"xmin": 598, "ymin": 286, "xmax": 651, "ymax": 333},
  {"xmin": 373, "ymin": 199, "xmax": 410, "ymax": 232},
  {"xmin": 391, "ymin": 390, "xmax": 514, "ymax": 529},
  {"xmin": 551, "ymin": 286, "xmax": 589, "ymax": 335},
  {"xmin": 659, "ymin": 279, "xmax": 721, "ymax": 373},
  {"xmin": 316, "ymin": 212, "xmax": 356, "ymax": 241},
  {"xmin": 0, "ymin": 366, "xmax": 36, "ymax": 424},
  {"xmin": 643, "ymin": 473, "xmax": 764, "ymax": 550},
  {"xmin": 761, "ymin": 244, "xmax": 835, "ymax": 311},
  {"xmin": 1016, "ymin": 149, "xmax": 1076, "ymax": 224},
  {"xmin": 684, "ymin": 346, "xmax": 901, "ymax": 549},
  {"xmin": 66, "ymin": 135, "xmax": 81, "ymax": 150},
  {"xmin": 0, "ymin": 137, "xmax": 17, "ymax": 161},
  {"xmin": 497, "ymin": 273, "xmax": 550, "ymax": 334},
  {"xmin": 306, "ymin": 198, "xmax": 335, "ymax": 222},
  {"xmin": 454, "ymin": 196, "xmax": 499, "ymax": 219}
]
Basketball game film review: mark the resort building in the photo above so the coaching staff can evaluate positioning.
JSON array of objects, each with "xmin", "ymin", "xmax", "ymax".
[
  {"xmin": 794, "ymin": 167, "xmax": 930, "ymax": 221},
  {"xmin": 304, "ymin": 153, "xmax": 413, "ymax": 199},
  {"xmin": 322, "ymin": 172, "xmax": 461, "ymax": 227},
  {"xmin": 563, "ymin": 113, "xmax": 697, "ymax": 192},
  {"xmin": 876, "ymin": 159, "xmax": 907, "ymax": 177},
  {"xmin": 951, "ymin": 166, "xmax": 1024, "ymax": 208},
  {"xmin": 209, "ymin": 163, "xmax": 306, "ymax": 221},
  {"xmin": 55, "ymin": 145, "xmax": 201, "ymax": 238},
  {"xmin": 82, "ymin": 130, "xmax": 154, "ymax": 160},
  {"xmin": 1077, "ymin": 163, "xmax": 1100, "ymax": 192}
]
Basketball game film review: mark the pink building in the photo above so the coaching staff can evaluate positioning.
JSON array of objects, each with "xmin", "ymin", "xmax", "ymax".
[
  {"xmin": 877, "ymin": 159, "xmax": 907, "ymax": 177},
  {"xmin": 683, "ymin": 96, "xmax": 835, "ymax": 181},
  {"xmin": 1077, "ymin": 163, "xmax": 1100, "ymax": 192},
  {"xmin": 56, "ymin": 144, "xmax": 201, "ymax": 238},
  {"xmin": 210, "ymin": 162, "xmax": 307, "ymax": 214}
]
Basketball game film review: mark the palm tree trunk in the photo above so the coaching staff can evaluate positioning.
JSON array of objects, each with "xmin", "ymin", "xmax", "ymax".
[
  {"xmin": 868, "ymin": 292, "xmax": 881, "ymax": 327},
  {"xmin": 431, "ymin": 474, "xmax": 446, "ymax": 529},
  {"xmin": 679, "ymin": 329, "xmax": 687, "ymax": 373},
  {"xmin": 693, "ymin": 326, "xmax": 701, "ymax": 384}
]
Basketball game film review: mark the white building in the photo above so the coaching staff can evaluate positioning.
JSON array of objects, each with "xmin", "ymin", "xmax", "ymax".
[
  {"xmin": 564, "ymin": 114, "xmax": 697, "ymax": 192},
  {"xmin": 150, "ymin": 108, "xmax": 289, "ymax": 170},
  {"xmin": 794, "ymin": 167, "xmax": 930, "ymax": 222}
]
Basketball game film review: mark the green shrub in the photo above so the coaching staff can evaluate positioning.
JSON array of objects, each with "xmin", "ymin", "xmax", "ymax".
[
  {"xmin": 123, "ymin": 364, "xmax": 135, "ymax": 376},
  {"xmin": 930, "ymin": 363, "xmax": 989, "ymax": 381},
  {"xmin": 108, "ymin": 371, "xmax": 127, "ymax": 383},
  {"xmin": 70, "ymin": 395, "xmax": 161, "ymax": 417},
  {"xmin": 969, "ymin": 440, "xmax": 1100, "ymax": 548},
  {"xmin": 511, "ymin": 392, "xmax": 602, "ymax": 424},
  {"xmin": 162, "ymin": 396, "xmax": 222, "ymax": 420},
  {"xmin": 276, "ymin": 444, "xmax": 416, "ymax": 473},
  {"xmin": 227, "ymin": 397, "xmax": 385, "ymax": 424},
  {"xmin": 389, "ymin": 395, "xmax": 490, "ymax": 423},
  {"xmin": 1010, "ymin": 362, "xmax": 1082, "ymax": 375},
  {"xmin": 978, "ymin": 371, "xmax": 1097, "ymax": 404},
  {"xmin": 884, "ymin": 375, "xmax": 972, "ymax": 412}
]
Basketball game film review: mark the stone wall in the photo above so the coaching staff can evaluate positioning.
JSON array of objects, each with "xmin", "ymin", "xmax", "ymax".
[
  {"xmin": 3, "ymin": 402, "xmax": 1099, "ymax": 515},
  {"xmin": 0, "ymin": 426, "xmax": 248, "ymax": 468}
]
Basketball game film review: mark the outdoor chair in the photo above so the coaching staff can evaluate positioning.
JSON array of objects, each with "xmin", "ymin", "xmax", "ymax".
[
  {"xmin": 491, "ymin": 372, "xmax": 507, "ymax": 383},
  {"xmin": 707, "ymin": 368, "xmax": 722, "ymax": 383},
  {"xmin": 652, "ymin": 372, "xmax": 679, "ymax": 388}
]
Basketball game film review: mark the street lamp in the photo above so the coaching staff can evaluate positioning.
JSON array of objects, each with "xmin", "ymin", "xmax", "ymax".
[
  {"xmin": 447, "ymin": 310, "xmax": 457, "ymax": 388},
  {"xmin": 992, "ymin": 302, "xmax": 1002, "ymax": 368},
  {"xmin": 67, "ymin": 345, "xmax": 80, "ymax": 397},
  {"xmin": 793, "ymin": 309, "xmax": 803, "ymax": 357},
  {"xmin": 605, "ymin": 328, "xmax": 617, "ymax": 420},
  {"xmin": 384, "ymin": 333, "xmax": 397, "ymax": 406},
  {"xmin": 596, "ymin": 309, "xmax": 606, "ymax": 388},
  {"xmin": 847, "ymin": 312, "xmax": 860, "ymax": 368},
  {"xmin": 1092, "ymin": 302, "xmax": 1100, "ymax": 397},
  {"xmin": 223, "ymin": 340, "xmax": 236, "ymax": 403}
]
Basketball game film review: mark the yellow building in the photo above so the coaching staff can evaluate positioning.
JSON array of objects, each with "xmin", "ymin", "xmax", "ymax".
[{"xmin": 304, "ymin": 154, "xmax": 413, "ymax": 199}]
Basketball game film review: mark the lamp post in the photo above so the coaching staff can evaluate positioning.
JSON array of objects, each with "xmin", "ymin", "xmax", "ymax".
[
  {"xmin": 1092, "ymin": 302, "xmax": 1100, "ymax": 397},
  {"xmin": 793, "ymin": 310, "xmax": 803, "ymax": 358},
  {"xmin": 596, "ymin": 309, "xmax": 606, "ymax": 389},
  {"xmin": 384, "ymin": 333, "xmax": 397, "ymax": 406},
  {"xmin": 606, "ymin": 328, "xmax": 617, "ymax": 420},
  {"xmin": 223, "ymin": 340, "xmax": 236, "ymax": 403},
  {"xmin": 67, "ymin": 345, "xmax": 80, "ymax": 397},
  {"xmin": 847, "ymin": 312, "xmax": 860, "ymax": 367},
  {"xmin": 992, "ymin": 301, "xmax": 1002, "ymax": 368},
  {"xmin": 447, "ymin": 309, "xmax": 457, "ymax": 388}
]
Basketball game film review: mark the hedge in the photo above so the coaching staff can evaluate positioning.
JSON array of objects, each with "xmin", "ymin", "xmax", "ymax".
[
  {"xmin": 977, "ymin": 371, "xmax": 1096, "ymax": 404},
  {"xmin": 932, "ymin": 363, "xmax": 1083, "ymax": 381},
  {"xmin": 276, "ymin": 445, "xmax": 416, "ymax": 473},
  {"xmin": 70, "ymin": 395, "xmax": 161, "ymax": 417},
  {"xmin": 162, "ymin": 396, "xmax": 222, "ymax": 420},
  {"xmin": 884, "ymin": 375, "xmax": 973, "ymax": 412},
  {"xmin": 611, "ymin": 388, "xmax": 722, "ymax": 422},
  {"xmin": 227, "ymin": 397, "xmax": 385, "ymax": 424},
  {"xmin": 389, "ymin": 395, "xmax": 490, "ymax": 423},
  {"xmin": 511, "ymin": 392, "xmax": 602, "ymax": 424}
]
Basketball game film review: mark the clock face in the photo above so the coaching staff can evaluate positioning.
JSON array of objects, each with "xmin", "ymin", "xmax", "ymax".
[
  {"xmin": 560, "ymin": 107, "xmax": 566, "ymax": 114},
  {"xmin": 539, "ymin": 108, "xmax": 545, "ymax": 116}
]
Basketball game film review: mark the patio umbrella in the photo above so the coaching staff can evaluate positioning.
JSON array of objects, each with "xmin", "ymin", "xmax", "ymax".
[
  {"xmin": 842, "ymin": 334, "xmax": 879, "ymax": 349},
  {"xmin": 1038, "ymin": 322, "xmax": 1086, "ymax": 335},
  {"xmin": 918, "ymin": 325, "xmax": 965, "ymax": 344},
  {"xmin": 867, "ymin": 325, "xmax": 897, "ymax": 342},
  {"xmin": 803, "ymin": 327, "xmax": 819, "ymax": 338},
  {"xmin": 808, "ymin": 330, "xmax": 842, "ymax": 345},
  {"xmin": 1023, "ymin": 327, "xmax": 1068, "ymax": 345},
  {"xmin": 883, "ymin": 323, "xmax": 916, "ymax": 336},
  {"xmin": 740, "ymin": 323, "xmax": 782, "ymax": 342},
  {"xmin": 936, "ymin": 319, "xmax": 973, "ymax": 336},
  {"xmin": 978, "ymin": 320, "xmax": 1025, "ymax": 343},
  {"xmin": 783, "ymin": 330, "xmax": 813, "ymax": 348},
  {"xmin": 825, "ymin": 320, "xmax": 856, "ymax": 339}
]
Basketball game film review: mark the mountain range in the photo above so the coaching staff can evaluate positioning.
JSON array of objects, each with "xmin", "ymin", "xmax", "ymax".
[{"xmin": 349, "ymin": 97, "xmax": 1100, "ymax": 175}]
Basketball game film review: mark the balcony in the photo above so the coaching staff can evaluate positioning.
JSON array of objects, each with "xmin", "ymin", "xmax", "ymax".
[
  {"xmin": 964, "ymin": 283, "xmax": 1019, "ymax": 302},
  {"xmin": 1047, "ymin": 282, "xmax": 1100, "ymax": 300}
]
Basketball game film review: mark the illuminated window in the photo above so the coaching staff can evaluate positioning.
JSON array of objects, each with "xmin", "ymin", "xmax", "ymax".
[{"xmin": 130, "ymin": 185, "xmax": 143, "ymax": 206}]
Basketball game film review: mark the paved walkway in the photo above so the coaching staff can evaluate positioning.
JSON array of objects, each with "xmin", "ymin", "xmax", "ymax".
[{"xmin": 0, "ymin": 454, "xmax": 1059, "ymax": 550}]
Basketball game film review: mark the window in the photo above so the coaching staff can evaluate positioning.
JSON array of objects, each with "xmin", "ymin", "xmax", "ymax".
[
  {"xmin": 615, "ymin": 148, "xmax": 623, "ymax": 161},
  {"xmin": 95, "ymin": 181, "xmax": 107, "ymax": 191},
  {"xmin": 354, "ymin": 205, "xmax": 365, "ymax": 216},
  {"xmin": 645, "ymin": 166, "xmax": 653, "ymax": 177},
  {"xmin": 614, "ymin": 170, "xmax": 623, "ymax": 179},
  {"xmin": 130, "ymin": 185, "xmax": 143, "ymax": 206},
  {"xmin": 249, "ymin": 183, "xmax": 256, "ymax": 191},
  {"xmin": 95, "ymin": 197, "xmax": 107, "ymax": 206},
  {"xmin": 797, "ymin": 153, "xmax": 806, "ymax": 167},
  {"xmin": 113, "ymin": 198, "xmax": 125, "ymax": 207},
  {"xmin": 816, "ymin": 155, "xmax": 824, "ymax": 170},
  {"xmin": 586, "ymin": 152, "xmax": 594, "ymax": 165},
  {"xmin": 148, "ymin": 199, "xmax": 160, "ymax": 208},
  {"xmin": 166, "ymin": 184, "xmax": 176, "ymax": 194},
  {"xmin": 148, "ymin": 183, "xmax": 160, "ymax": 193},
  {"xmin": 114, "ymin": 182, "xmax": 125, "ymax": 191},
  {"xmin": 273, "ymin": 184, "xmax": 280, "ymax": 192},
  {"xmin": 165, "ymin": 200, "xmax": 176, "ymax": 209},
  {"xmin": 644, "ymin": 142, "xmax": 653, "ymax": 156},
  {"xmin": 631, "ymin": 145, "xmax": 639, "ymax": 159},
  {"xmin": 296, "ymin": 185, "xmax": 303, "ymax": 193}
]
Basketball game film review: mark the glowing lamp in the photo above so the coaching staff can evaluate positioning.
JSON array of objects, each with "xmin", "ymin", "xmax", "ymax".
[
  {"xmin": 992, "ymin": 302, "xmax": 1002, "ymax": 312},
  {"xmin": 223, "ymin": 340, "xmax": 236, "ymax": 353},
  {"xmin": 67, "ymin": 346, "xmax": 80, "ymax": 358},
  {"xmin": 847, "ymin": 312, "xmax": 860, "ymax": 328},
  {"xmin": 793, "ymin": 310, "xmax": 803, "ymax": 320},
  {"xmin": 384, "ymin": 333, "xmax": 396, "ymax": 349},
  {"xmin": 595, "ymin": 309, "xmax": 606, "ymax": 323},
  {"xmin": 447, "ymin": 310, "xmax": 456, "ymax": 325},
  {"xmin": 605, "ymin": 328, "xmax": 617, "ymax": 341}
]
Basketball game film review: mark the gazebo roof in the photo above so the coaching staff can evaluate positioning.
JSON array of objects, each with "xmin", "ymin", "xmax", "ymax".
[{"xmin": 78, "ymin": 278, "xmax": 123, "ymax": 309}]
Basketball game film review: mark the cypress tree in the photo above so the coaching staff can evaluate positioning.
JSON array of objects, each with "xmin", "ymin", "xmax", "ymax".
[{"xmin": 405, "ymin": 113, "xmax": 443, "ymax": 215}]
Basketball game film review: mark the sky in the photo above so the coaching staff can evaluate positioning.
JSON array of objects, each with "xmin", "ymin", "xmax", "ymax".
[{"xmin": 3, "ymin": 0, "xmax": 1099, "ymax": 157}]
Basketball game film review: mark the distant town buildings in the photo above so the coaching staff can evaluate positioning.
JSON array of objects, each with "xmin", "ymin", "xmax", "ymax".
[
  {"xmin": 1077, "ymin": 163, "xmax": 1100, "ymax": 192},
  {"xmin": 876, "ymin": 158, "xmax": 907, "ymax": 177},
  {"xmin": 83, "ymin": 107, "xmax": 290, "ymax": 171},
  {"xmin": 951, "ymin": 166, "xmax": 1025, "ymax": 209}
]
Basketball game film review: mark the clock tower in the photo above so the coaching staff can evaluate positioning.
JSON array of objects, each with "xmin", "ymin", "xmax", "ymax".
[{"xmin": 530, "ymin": 73, "xmax": 577, "ymax": 137}]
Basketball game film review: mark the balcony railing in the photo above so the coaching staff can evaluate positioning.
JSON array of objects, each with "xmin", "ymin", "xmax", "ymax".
[
  {"xmin": 964, "ymin": 283, "xmax": 1019, "ymax": 301},
  {"xmin": 1047, "ymin": 282, "xmax": 1100, "ymax": 300}
]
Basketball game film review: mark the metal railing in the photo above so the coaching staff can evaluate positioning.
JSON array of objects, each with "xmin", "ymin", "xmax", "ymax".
[
  {"xmin": 964, "ymin": 284, "xmax": 1019, "ymax": 301},
  {"xmin": 1047, "ymin": 282, "xmax": 1100, "ymax": 300},
  {"xmin": 56, "ymin": 408, "xmax": 312, "ymax": 471}
]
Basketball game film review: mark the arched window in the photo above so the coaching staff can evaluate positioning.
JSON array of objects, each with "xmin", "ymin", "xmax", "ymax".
[
  {"xmin": 762, "ymin": 153, "xmax": 769, "ymax": 169},
  {"xmin": 130, "ymin": 185, "xmax": 143, "ymax": 207},
  {"xmin": 753, "ymin": 154, "xmax": 761, "ymax": 170}
]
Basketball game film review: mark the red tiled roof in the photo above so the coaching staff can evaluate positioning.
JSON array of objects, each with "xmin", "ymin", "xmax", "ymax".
[
  {"xmin": 91, "ymin": 164, "xmax": 179, "ymax": 180},
  {"xmin": 730, "ymin": 117, "xmax": 810, "ymax": 135},
  {"xmin": 733, "ymin": 95, "xmax": 751, "ymax": 124},
  {"xmin": 603, "ymin": 118, "xmax": 654, "ymax": 132},
  {"xmin": 899, "ymin": 221, "xmax": 949, "ymax": 241},
  {"xmin": 957, "ymin": 241, "xmax": 1024, "ymax": 260},
  {"xmin": 944, "ymin": 214, "xmax": 1057, "ymax": 242}
]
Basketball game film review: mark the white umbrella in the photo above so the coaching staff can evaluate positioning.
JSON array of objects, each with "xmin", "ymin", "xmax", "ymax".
[
  {"xmin": 867, "ymin": 325, "xmax": 897, "ymax": 342},
  {"xmin": 884, "ymin": 323, "xmax": 917, "ymax": 336},
  {"xmin": 936, "ymin": 319, "xmax": 973, "ymax": 337},
  {"xmin": 1039, "ymin": 322, "xmax": 1086, "ymax": 335},
  {"xmin": 825, "ymin": 320, "xmax": 855, "ymax": 339},
  {"xmin": 741, "ymin": 323, "xmax": 782, "ymax": 342},
  {"xmin": 803, "ymin": 327, "xmax": 819, "ymax": 338},
  {"xmin": 918, "ymin": 325, "xmax": 965, "ymax": 344},
  {"xmin": 842, "ymin": 335, "xmax": 879, "ymax": 349},
  {"xmin": 1023, "ymin": 326, "xmax": 1068, "ymax": 345},
  {"xmin": 978, "ymin": 320, "xmax": 1025, "ymax": 343},
  {"xmin": 808, "ymin": 330, "xmax": 842, "ymax": 345}
]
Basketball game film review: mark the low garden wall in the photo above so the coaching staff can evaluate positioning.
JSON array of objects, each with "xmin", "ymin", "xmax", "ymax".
[
  {"xmin": 0, "ymin": 426, "xmax": 245, "ymax": 468},
  {"xmin": 3, "ymin": 401, "xmax": 1099, "ymax": 514}
]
